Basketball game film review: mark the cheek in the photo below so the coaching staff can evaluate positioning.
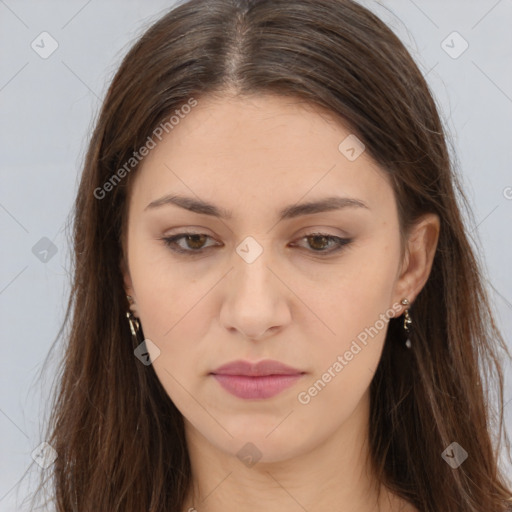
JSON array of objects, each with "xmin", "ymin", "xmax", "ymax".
[
  {"xmin": 128, "ymin": 236, "xmax": 201, "ymax": 336},
  {"xmin": 296, "ymin": 288, "xmax": 393, "ymax": 431},
  {"xmin": 306, "ymin": 236, "xmax": 400, "ymax": 404},
  {"xmin": 128, "ymin": 238, "xmax": 219, "ymax": 361},
  {"xmin": 318, "ymin": 239, "xmax": 400, "ymax": 341}
]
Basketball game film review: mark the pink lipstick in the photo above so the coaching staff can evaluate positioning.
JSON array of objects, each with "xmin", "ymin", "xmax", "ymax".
[{"xmin": 210, "ymin": 359, "xmax": 305, "ymax": 399}]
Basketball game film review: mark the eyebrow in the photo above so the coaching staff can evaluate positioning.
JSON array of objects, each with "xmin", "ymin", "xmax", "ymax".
[{"xmin": 144, "ymin": 194, "xmax": 369, "ymax": 221}]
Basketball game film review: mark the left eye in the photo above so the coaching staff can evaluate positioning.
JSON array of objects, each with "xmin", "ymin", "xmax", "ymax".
[
  {"xmin": 161, "ymin": 232, "xmax": 352, "ymax": 255},
  {"xmin": 161, "ymin": 233, "xmax": 218, "ymax": 253},
  {"xmin": 293, "ymin": 233, "xmax": 352, "ymax": 253}
]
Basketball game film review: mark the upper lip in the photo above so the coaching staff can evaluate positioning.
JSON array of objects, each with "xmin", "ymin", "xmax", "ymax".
[{"xmin": 211, "ymin": 359, "xmax": 304, "ymax": 376}]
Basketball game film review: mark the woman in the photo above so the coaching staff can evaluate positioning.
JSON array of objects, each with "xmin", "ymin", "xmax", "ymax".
[{"xmin": 34, "ymin": 0, "xmax": 512, "ymax": 510}]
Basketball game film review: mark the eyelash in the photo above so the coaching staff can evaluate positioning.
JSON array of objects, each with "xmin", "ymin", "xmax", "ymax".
[{"xmin": 160, "ymin": 232, "xmax": 352, "ymax": 256}]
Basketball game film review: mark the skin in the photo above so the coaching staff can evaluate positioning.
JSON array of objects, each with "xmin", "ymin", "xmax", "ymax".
[{"xmin": 121, "ymin": 93, "xmax": 439, "ymax": 512}]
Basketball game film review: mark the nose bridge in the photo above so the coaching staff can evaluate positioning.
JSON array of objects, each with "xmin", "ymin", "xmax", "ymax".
[
  {"xmin": 219, "ymin": 234, "xmax": 291, "ymax": 339},
  {"xmin": 232, "ymin": 234, "xmax": 276, "ymax": 297}
]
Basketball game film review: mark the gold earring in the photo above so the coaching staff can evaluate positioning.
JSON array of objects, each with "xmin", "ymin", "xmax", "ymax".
[
  {"xmin": 126, "ymin": 295, "xmax": 140, "ymax": 339},
  {"xmin": 126, "ymin": 311, "xmax": 140, "ymax": 337},
  {"xmin": 401, "ymin": 298, "xmax": 412, "ymax": 349}
]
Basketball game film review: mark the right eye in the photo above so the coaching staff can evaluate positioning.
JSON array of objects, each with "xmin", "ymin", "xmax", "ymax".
[{"xmin": 161, "ymin": 233, "xmax": 220, "ymax": 254}]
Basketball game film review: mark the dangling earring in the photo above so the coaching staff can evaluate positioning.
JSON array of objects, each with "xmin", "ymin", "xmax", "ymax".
[
  {"xmin": 401, "ymin": 298, "xmax": 412, "ymax": 349},
  {"xmin": 126, "ymin": 295, "xmax": 141, "ymax": 342}
]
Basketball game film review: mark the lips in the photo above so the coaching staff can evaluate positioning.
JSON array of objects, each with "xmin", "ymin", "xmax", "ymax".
[
  {"xmin": 210, "ymin": 359, "xmax": 305, "ymax": 399},
  {"xmin": 211, "ymin": 359, "xmax": 303, "ymax": 377}
]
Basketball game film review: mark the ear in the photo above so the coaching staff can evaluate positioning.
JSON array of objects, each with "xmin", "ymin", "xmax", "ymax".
[
  {"xmin": 120, "ymin": 254, "xmax": 138, "ymax": 317},
  {"xmin": 121, "ymin": 257, "xmax": 132, "ymax": 292},
  {"xmin": 392, "ymin": 212, "xmax": 440, "ymax": 307}
]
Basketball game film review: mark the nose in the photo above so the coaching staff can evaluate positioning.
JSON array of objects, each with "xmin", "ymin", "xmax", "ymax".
[{"xmin": 219, "ymin": 244, "xmax": 292, "ymax": 341}]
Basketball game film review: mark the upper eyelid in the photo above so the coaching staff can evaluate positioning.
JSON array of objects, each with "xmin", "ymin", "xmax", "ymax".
[
  {"xmin": 163, "ymin": 230, "xmax": 348, "ymax": 242},
  {"xmin": 162, "ymin": 226, "xmax": 350, "ymax": 238}
]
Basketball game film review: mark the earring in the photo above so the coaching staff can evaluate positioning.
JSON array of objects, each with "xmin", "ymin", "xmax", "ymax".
[
  {"xmin": 126, "ymin": 311, "xmax": 140, "ymax": 337},
  {"xmin": 126, "ymin": 295, "xmax": 141, "ymax": 341},
  {"xmin": 401, "ymin": 298, "xmax": 412, "ymax": 349}
]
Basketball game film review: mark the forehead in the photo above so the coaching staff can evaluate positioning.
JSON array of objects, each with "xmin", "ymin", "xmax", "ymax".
[{"xmin": 128, "ymin": 93, "xmax": 393, "ymax": 217}]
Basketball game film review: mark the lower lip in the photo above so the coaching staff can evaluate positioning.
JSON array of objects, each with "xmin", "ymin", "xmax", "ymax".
[{"xmin": 211, "ymin": 374, "xmax": 304, "ymax": 399}]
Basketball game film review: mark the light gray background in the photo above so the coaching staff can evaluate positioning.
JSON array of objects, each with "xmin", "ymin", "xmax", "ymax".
[{"xmin": 1, "ymin": 0, "xmax": 511, "ymax": 509}]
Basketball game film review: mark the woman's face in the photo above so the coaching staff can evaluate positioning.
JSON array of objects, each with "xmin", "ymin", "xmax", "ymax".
[{"xmin": 122, "ymin": 93, "xmax": 431, "ymax": 463}]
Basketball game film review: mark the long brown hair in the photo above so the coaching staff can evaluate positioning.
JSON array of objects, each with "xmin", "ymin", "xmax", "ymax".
[{"xmin": 31, "ymin": 0, "xmax": 512, "ymax": 510}]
